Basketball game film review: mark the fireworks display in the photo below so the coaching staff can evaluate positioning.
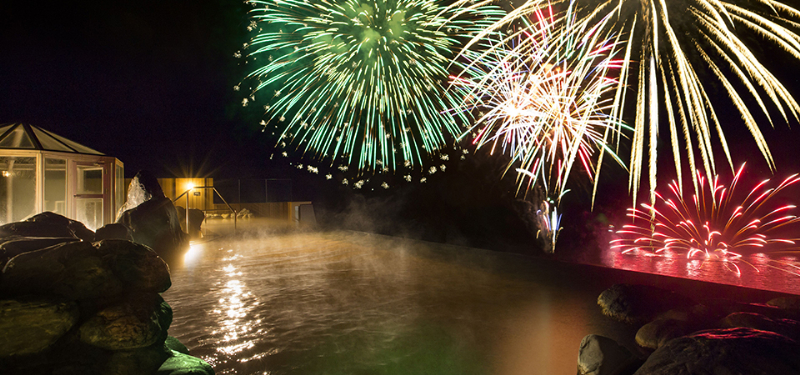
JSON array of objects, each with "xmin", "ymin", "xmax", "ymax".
[
  {"xmin": 468, "ymin": 0, "xmax": 800, "ymax": 203},
  {"xmin": 534, "ymin": 190, "xmax": 569, "ymax": 253},
  {"xmin": 243, "ymin": 0, "xmax": 504, "ymax": 172},
  {"xmin": 611, "ymin": 164, "xmax": 800, "ymax": 275},
  {"xmin": 449, "ymin": 3, "xmax": 629, "ymax": 199}
]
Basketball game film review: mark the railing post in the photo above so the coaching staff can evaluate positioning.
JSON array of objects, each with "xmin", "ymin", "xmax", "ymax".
[{"xmin": 186, "ymin": 191, "xmax": 190, "ymax": 237}]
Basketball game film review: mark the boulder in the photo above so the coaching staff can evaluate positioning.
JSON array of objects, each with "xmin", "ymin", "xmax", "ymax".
[
  {"xmin": 165, "ymin": 336, "xmax": 190, "ymax": 355},
  {"xmin": 653, "ymin": 304, "xmax": 715, "ymax": 324},
  {"xmin": 79, "ymin": 293, "xmax": 172, "ymax": 351},
  {"xmin": 767, "ymin": 296, "xmax": 800, "ymax": 311},
  {"xmin": 117, "ymin": 197, "xmax": 188, "ymax": 262},
  {"xmin": 597, "ymin": 284, "xmax": 695, "ymax": 325},
  {"xmin": 703, "ymin": 298, "xmax": 800, "ymax": 321},
  {"xmin": 175, "ymin": 207, "xmax": 205, "ymax": 239},
  {"xmin": 578, "ymin": 334, "xmax": 642, "ymax": 375},
  {"xmin": 156, "ymin": 350, "xmax": 215, "ymax": 375},
  {"xmin": 95, "ymin": 224, "xmax": 133, "ymax": 241},
  {"xmin": 720, "ymin": 312, "xmax": 800, "ymax": 341},
  {"xmin": 98, "ymin": 240, "xmax": 171, "ymax": 293},
  {"xmin": 635, "ymin": 318, "xmax": 695, "ymax": 350},
  {"xmin": 633, "ymin": 328, "xmax": 800, "ymax": 375},
  {"xmin": 46, "ymin": 320, "xmax": 141, "ymax": 375},
  {"xmin": 104, "ymin": 342, "xmax": 172, "ymax": 375},
  {"xmin": 0, "ymin": 298, "xmax": 79, "ymax": 357},
  {"xmin": 0, "ymin": 237, "xmax": 79, "ymax": 269},
  {"xmin": 0, "ymin": 221, "xmax": 77, "ymax": 241},
  {"xmin": 0, "ymin": 241, "xmax": 117, "ymax": 300},
  {"xmin": 116, "ymin": 170, "xmax": 166, "ymax": 219},
  {"xmin": 24, "ymin": 212, "xmax": 95, "ymax": 242},
  {"xmin": 633, "ymin": 304, "xmax": 722, "ymax": 350},
  {"xmin": 1, "ymin": 240, "xmax": 170, "ymax": 300}
]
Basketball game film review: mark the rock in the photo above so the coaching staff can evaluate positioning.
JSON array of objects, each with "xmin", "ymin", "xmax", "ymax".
[
  {"xmin": 0, "ymin": 298, "xmax": 79, "ymax": 357},
  {"xmin": 157, "ymin": 350, "xmax": 215, "ymax": 375},
  {"xmin": 635, "ymin": 319, "xmax": 695, "ymax": 350},
  {"xmin": 633, "ymin": 328, "xmax": 800, "ymax": 375},
  {"xmin": 0, "ymin": 237, "xmax": 79, "ymax": 268},
  {"xmin": 236, "ymin": 208, "xmax": 251, "ymax": 218},
  {"xmin": 2, "ymin": 240, "xmax": 170, "ymax": 300},
  {"xmin": 51, "ymin": 365, "xmax": 102, "ymax": 375},
  {"xmin": 704, "ymin": 298, "xmax": 799, "ymax": 321},
  {"xmin": 720, "ymin": 312, "xmax": 800, "ymax": 341},
  {"xmin": 116, "ymin": 170, "xmax": 166, "ymax": 219},
  {"xmin": 117, "ymin": 197, "xmax": 188, "ymax": 262},
  {"xmin": 656, "ymin": 304, "xmax": 712, "ymax": 322},
  {"xmin": 165, "ymin": 336, "xmax": 190, "ymax": 355},
  {"xmin": 95, "ymin": 224, "xmax": 133, "ymax": 241},
  {"xmin": 98, "ymin": 239, "xmax": 171, "ymax": 293},
  {"xmin": 24, "ymin": 212, "xmax": 95, "ymax": 242},
  {"xmin": 79, "ymin": 293, "xmax": 172, "ymax": 350},
  {"xmin": 597, "ymin": 284, "xmax": 695, "ymax": 325},
  {"xmin": 578, "ymin": 334, "xmax": 642, "ymax": 375},
  {"xmin": 103, "ymin": 342, "xmax": 172, "ymax": 375},
  {"xmin": 0, "ymin": 221, "xmax": 77, "ymax": 241},
  {"xmin": 634, "ymin": 305, "xmax": 719, "ymax": 350},
  {"xmin": 175, "ymin": 207, "xmax": 205, "ymax": 239},
  {"xmin": 767, "ymin": 296, "xmax": 800, "ymax": 311},
  {"xmin": 1, "ymin": 241, "xmax": 116, "ymax": 300},
  {"xmin": 46, "ymin": 327, "xmax": 121, "ymax": 375}
]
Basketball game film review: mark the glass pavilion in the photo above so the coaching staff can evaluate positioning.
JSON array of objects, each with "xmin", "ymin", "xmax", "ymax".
[{"xmin": 0, "ymin": 123, "xmax": 124, "ymax": 230}]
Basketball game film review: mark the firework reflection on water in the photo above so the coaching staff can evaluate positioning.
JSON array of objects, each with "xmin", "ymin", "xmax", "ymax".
[{"xmin": 610, "ymin": 164, "xmax": 800, "ymax": 277}]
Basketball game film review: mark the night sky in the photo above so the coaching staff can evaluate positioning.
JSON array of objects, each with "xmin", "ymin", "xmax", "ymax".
[
  {"xmin": 2, "ymin": 0, "xmax": 800, "ymax": 228},
  {"xmin": 0, "ymin": 0, "xmax": 270, "ymax": 179}
]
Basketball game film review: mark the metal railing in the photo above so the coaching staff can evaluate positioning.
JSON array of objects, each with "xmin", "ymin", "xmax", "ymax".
[{"xmin": 174, "ymin": 186, "xmax": 237, "ymax": 236}]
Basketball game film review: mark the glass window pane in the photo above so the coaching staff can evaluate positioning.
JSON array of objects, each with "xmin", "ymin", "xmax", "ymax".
[
  {"xmin": 0, "ymin": 124, "xmax": 15, "ymax": 137},
  {"xmin": 0, "ymin": 157, "xmax": 37, "ymax": 223},
  {"xmin": 45, "ymin": 158, "xmax": 67, "ymax": 216},
  {"xmin": 41, "ymin": 129, "xmax": 102, "ymax": 155},
  {"xmin": 32, "ymin": 127, "xmax": 73, "ymax": 152},
  {"xmin": 0, "ymin": 127, "xmax": 34, "ymax": 149},
  {"xmin": 78, "ymin": 166, "xmax": 103, "ymax": 194},
  {"xmin": 75, "ymin": 197, "xmax": 103, "ymax": 231}
]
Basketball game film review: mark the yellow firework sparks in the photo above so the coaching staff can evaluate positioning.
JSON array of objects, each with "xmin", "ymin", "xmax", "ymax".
[{"xmin": 470, "ymin": 0, "xmax": 800, "ymax": 203}]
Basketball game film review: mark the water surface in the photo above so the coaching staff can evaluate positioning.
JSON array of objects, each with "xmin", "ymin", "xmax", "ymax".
[
  {"xmin": 164, "ymin": 221, "xmax": 799, "ymax": 375},
  {"xmin": 164, "ymin": 228, "xmax": 637, "ymax": 375}
]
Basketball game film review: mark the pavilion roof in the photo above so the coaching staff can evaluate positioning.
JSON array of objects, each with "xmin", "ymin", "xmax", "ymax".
[{"xmin": 0, "ymin": 123, "xmax": 104, "ymax": 155}]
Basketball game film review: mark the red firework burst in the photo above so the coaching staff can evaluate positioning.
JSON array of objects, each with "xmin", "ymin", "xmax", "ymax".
[{"xmin": 610, "ymin": 164, "xmax": 800, "ymax": 275}]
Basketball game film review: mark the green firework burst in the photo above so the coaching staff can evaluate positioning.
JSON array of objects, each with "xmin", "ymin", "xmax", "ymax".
[{"xmin": 244, "ymin": 0, "xmax": 504, "ymax": 172}]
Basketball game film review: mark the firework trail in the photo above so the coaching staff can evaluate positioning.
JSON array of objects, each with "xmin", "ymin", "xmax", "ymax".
[
  {"xmin": 610, "ymin": 164, "xmax": 800, "ymax": 275},
  {"xmin": 466, "ymin": 0, "xmax": 800, "ymax": 203},
  {"xmin": 243, "ymin": 0, "xmax": 504, "ymax": 172},
  {"xmin": 450, "ymin": 3, "xmax": 629, "ymax": 200},
  {"xmin": 534, "ymin": 189, "xmax": 569, "ymax": 253}
]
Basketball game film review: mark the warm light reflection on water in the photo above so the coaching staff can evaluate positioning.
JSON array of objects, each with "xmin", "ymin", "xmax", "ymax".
[
  {"xmin": 184, "ymin": 244, "xmax": 203, "ymax": 266},
  {"xmin": 164, "ymin": 229, "xmax": 638, "ymax": 375}
]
